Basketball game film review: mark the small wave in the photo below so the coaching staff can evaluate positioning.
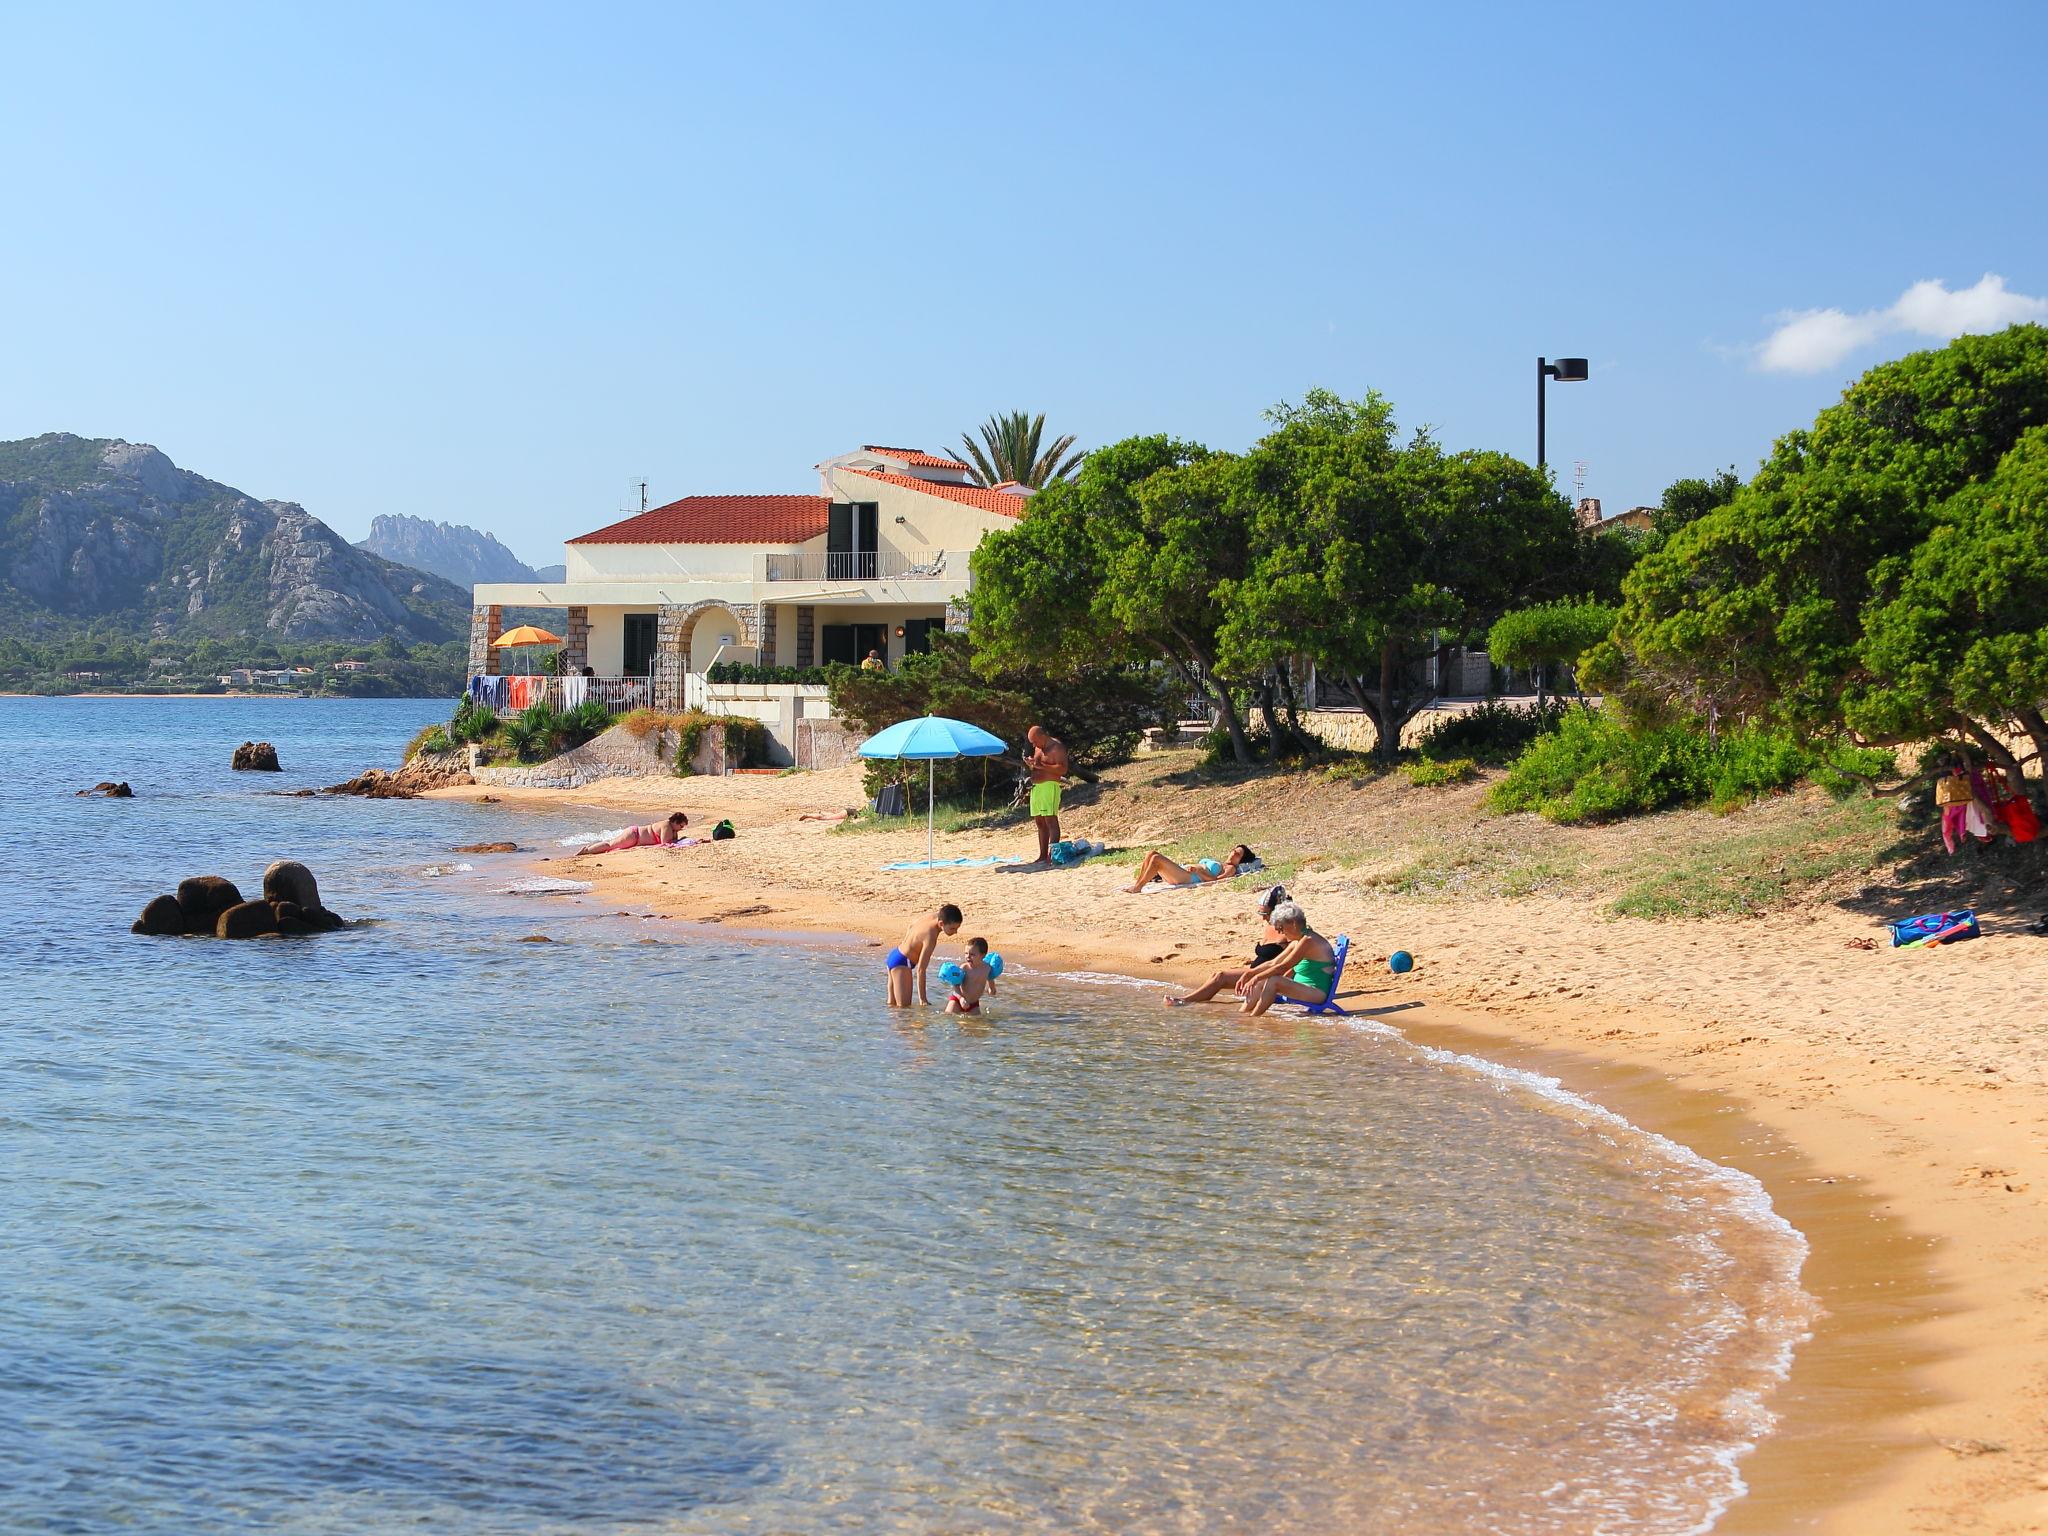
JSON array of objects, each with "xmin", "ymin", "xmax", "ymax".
[
  {"xmin": 418, "ymin": 862, "xmax": 475, "ymax": 877},
  {"xmin": 500, "ymin": 877, "xmax": 593, "ymax": 896},
  {"xmin": 559, "ymin": 826, "xmax": 632, "ymax": 848}
]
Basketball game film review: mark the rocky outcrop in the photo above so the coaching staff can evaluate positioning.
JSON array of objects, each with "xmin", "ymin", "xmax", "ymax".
[
  {"xmin": 134, "ymin": 864, "xmax": 345, "ymax": 938},
  {"xmin": 175, "ymin": 875, "xmax": 244, "ymax": 930},
  {"xmin": 355, "ymin": 513, "xmax": 544, "ymax": 587},
  {"xmin": 78, "ymin": 780, "xmax": 133, "ymax": 797},
  {"xmin": 232, "ymin": 741, "xmax": 281, "ymax": 771},
  {"xmin": 0, "ymin": 433, "xmax": 470, "ymax": 643},
  {"xmin": 323, "ymin": 749, "xmax": 472, "ymax": 799}
]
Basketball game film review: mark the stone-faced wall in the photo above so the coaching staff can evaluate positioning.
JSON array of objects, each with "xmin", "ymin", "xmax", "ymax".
[
  {"xmin": 563, "ymin": 607, "xmax": 590, "ymax": 673},
  {"xmin": 653, "ymin": 605, "xmax": 687, "ymax": 710},
  {"xmin": 467, "ymin": 604, "xmax": 504, "ymax": 676},
  {"xmin": 795, "ymin": 605, "xmax": 816, "ymax": 667}
]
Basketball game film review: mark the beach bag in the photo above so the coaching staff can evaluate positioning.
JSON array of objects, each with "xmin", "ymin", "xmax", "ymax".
[
  {"xmin": 2004, "ymin": 795, "xmax": 2042, "ymax": 843},
  {"xmin": 1934, "ymin": 774, "xmax": 1972, "ymax": 806},
  {"xmin": 1049, "ymin": 839, "xmax": 1084, "ymax": 866},
  {"xmin": 711, "ymin": 819, "xmax": 735, "ymax": 841},
  {"xmin": 1886, "ymin": 908, "xmax": 1980, "ymax": 947}
]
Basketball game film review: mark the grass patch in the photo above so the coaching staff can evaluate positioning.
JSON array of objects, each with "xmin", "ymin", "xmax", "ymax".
[
  {"xmin": 1610, "ymin": 794, "xmax": 1898, "ymax": 918},
  {"xmin": 1404, "ymin": 756, "xmax": 1478, "ymax": 787},
  {"xmin": 830, "ymin": 803, "xmax": 1028, "ymax": 837}
]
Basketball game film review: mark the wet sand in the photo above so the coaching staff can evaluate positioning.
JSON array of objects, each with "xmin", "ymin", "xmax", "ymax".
[{"xmin": 429, "ymin": 765, "xmax": 2048, "ymax": 1533}]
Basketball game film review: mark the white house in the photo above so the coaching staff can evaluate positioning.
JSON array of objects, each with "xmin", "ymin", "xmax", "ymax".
[{"xmin": 466, "ymin": 445, "xmax": 1032, "ymax": 714}]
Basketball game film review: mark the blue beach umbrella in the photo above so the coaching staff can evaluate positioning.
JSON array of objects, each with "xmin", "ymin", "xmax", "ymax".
[{"xmin": 857, "ymin": 714, "xmax": 1007, "ymax": 869}]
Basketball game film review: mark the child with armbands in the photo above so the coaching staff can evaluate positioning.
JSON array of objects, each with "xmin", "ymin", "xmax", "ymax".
[{"xmin": 943, "ymin": 937, "xmax": 1002, "ymax": 1015}]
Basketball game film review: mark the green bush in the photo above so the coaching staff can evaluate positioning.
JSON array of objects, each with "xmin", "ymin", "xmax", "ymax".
[
  {"xmin": 564, "ymin": 699, "xmax": 616, "ymax": 743},
  {"xmin": 707, "ymin": 661, "xmax": 828, "ymax": 686},
  {"xmin": 406, "ymin": 725, "xmax": 452, "ymax": 759},
  {"xmin": 501, "ymin": 703, "xmax": 560, "ymax": 763},
  {"xmin": 1406, "ymin": 756, "xmax": 1479, "ymax": 787},
  {"xmin": 449, "ymin": 694, "xmax": 497, "ymax": 744},
  {"xmin": 1486, "ymin": 708, "xmax": 1818, "ymax": 823},
  {"xmin": 1416, "ymin": 697, "xmax": 1570, "ymax": 766}
]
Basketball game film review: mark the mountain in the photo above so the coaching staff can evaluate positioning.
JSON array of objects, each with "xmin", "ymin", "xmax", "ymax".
[
  {"xmin": 0, "ymin": 434, "xmax": 469, "ymax": 643},
  {"xmin": 357, "ymin": 513, "xmax": 553, "ymax": 589}
]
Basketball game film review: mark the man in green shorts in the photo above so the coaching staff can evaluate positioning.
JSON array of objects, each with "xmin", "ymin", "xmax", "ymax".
[{"xmin": 1024, "ymin": 723, "xmax": 1070, "ymax": 866}]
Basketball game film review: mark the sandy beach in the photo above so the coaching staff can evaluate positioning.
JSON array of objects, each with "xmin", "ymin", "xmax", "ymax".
[{"xmin": 430, "ymin": 757, "xmax": 2048, "ymax": 1535}]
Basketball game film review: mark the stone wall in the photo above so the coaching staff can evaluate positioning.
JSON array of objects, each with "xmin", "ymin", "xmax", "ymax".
[
  {"xmin": 563, "ymin": 606, "xmax": 590, "ymax": 673},
  {"xmin": 469, "ymin": 719, "xmax": 679, "ymax": 789},
  {"xmin": 467, "ymin": 604, "xmax": 504, "ymax": 677},
  {"xmin": 794, "ymin": 605, "xmax": 815, "ymax": 667}
]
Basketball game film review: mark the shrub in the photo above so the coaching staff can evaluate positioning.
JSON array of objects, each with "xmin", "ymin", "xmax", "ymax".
[
  {"xmin": 1416, "ymin": 697, "xmax": 1570, "ymax": 766},
  {"xmin": 1486, "ymin": 708, "xmax": 1817, "ymax": 823},
  {"xmin": 449, "ymin": 694, "xmax": 497, "ymax": 744},
  {"xmin": 619, "ymin": 707, "xmax": 675, "ymax": 738},
  {"xmin": 1486, "ymin": 599, "xmax": 1618, "ymax": 676},
  {"xmin": 707, "ymin": 661, "xmax": 828, "ymax": 686},
  {"xmin": 565, "ymin": 699, "xmax": 616, "ymax": 743},
  {"xmin": 1406, "ymin": 756, "xmax": 1478, "ymax": 787},
  {"xmin": 501, "ymin": 704, "xmax": 560, "ymax": 764},
  {"xmin": 406, "ymin": 725, "xmax": 453, "ymax": 759}
]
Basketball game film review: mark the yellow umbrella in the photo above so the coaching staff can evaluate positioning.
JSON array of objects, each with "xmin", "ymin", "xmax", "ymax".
[{"xmin": 493, "ymin": 625, "xmax": 563, "ymax": 647}]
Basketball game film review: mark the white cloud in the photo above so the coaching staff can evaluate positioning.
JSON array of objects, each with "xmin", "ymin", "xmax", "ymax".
[{"xmin": 1753, "ymin": 274, "xmax": 2048, "ymax": 374}]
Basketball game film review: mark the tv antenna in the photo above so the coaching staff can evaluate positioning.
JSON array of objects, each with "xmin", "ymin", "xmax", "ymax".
[
  {"xmin": 624, "ymin": 477, "xmax": 648, "ymax": 515},
  {"xmin": 1572, "ymin": 459, "xmax": 1588, "ymax": 499}
]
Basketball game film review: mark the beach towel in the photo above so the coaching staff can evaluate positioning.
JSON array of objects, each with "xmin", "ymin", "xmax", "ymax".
[
  {"xmin": 881, "ymin": 855, "xmax": 1006, "ymax": 871},
  {"xmin": 1139, "ymin": 858, "xmax": 1264, "ymax": 889}
]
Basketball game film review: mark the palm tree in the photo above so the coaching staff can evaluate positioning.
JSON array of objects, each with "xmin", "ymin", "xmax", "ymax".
[{"xmin": 950, "ymin": 411, "xmax": 1085, "ymax": 488}]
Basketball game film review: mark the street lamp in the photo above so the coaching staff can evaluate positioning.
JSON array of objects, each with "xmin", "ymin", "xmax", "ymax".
[{"xmin": 1536, "ymin": 356, "xmax": 1588, "ymax": 469}]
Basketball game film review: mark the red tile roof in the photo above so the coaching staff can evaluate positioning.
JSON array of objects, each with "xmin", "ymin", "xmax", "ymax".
[
  {"xmin": 569, "ymin": 495, "xmax": 831, "ymax": 545},
  {"xmin": 842, "ymin": 468, "xmax": 1031, "ymax": 517},
  {"xmin": 860, "ymin": 446, "xmax": 968, "ymax": 471}
]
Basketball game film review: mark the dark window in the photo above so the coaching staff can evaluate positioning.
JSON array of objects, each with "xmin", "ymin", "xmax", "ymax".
[
  {"xmin": 822, "ymin": 622, "xmax": 887, "ymax": 667},
  {"xmin": 623, "ymin": 613, "xmax": 657, "ymax": 676},
  {"xmin": 903, "ymin": 617, "xmax": 938, "ymax": 656},
  {"xmin": 826, "ymin": 501, "xmax": 880, "ymax": 579}
]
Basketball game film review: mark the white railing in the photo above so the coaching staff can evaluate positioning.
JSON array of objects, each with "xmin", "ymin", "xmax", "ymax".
[
  {"xmin": 760, "ymin": 548, "xmax": 949, "ymax": 582},
  {"xmin": 470, "ymin": 675, "xmax": 652, "ymax": 717}
]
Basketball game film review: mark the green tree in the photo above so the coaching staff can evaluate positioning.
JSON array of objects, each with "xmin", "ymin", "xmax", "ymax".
[
  {"xmin": 1848, "ymin": 425, "xmax": 2048, "ymax": 782},
  {"xmin": 1225, "ymin": 391, "xmax": 1575, "ymax": 762},
  {"xmin": 951, "ymin": 411, "xmax": 1086, "ymax": 488},
  {"xmin": 1487, "ymin": 598, "xmax": 1619, "ymax": 707},
  {"xmin": 1591, "ymin": 324, "xmax": 2048, "ymax": 797},
  {"xmin": 1653, "ymin": 467, "xmax": 1741, "ymax": 537},
  {"xmin": 970, "ymin": 435, "xmax": 1271, "ymax": 761}
]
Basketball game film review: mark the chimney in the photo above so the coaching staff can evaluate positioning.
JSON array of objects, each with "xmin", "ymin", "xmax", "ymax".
[{"xmin": 1575, "ymin": 496, "xmax": 1603, "ymax": 530}]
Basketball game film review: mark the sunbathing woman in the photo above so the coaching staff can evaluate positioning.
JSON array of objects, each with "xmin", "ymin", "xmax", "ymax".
[
  {"xmin": 1236, "ymin": 901, "xmax": 1338, "ymax": 1017},
  {"xmin": 1123, "ymin": 844, "xmax": 1256, "ymax": 894},
  {"xmin": 575, "ymin": 811, "xmax": 689, "ymax": 855},
  {"xmin": 1164, "ymin": 884, "xmax": 1290, "ymax": 1006}
]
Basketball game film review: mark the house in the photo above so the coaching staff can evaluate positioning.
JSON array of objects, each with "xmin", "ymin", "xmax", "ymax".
[
  {"xmin": 1577, "ymin": 496, "xmax": 1656, "ymax": 535},
  {"xmin": 331, "ymin": 659, "xmax": 370, "ymax": 673},
  {"xmin": 466, "ymin": 445, "xmax": 1032, "ymax": 711}
]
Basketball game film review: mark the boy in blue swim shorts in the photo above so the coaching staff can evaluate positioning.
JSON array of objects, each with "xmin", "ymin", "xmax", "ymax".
[{"xmin": 887, "ymin": 902, "xmax": 963, "ymax": 1007}]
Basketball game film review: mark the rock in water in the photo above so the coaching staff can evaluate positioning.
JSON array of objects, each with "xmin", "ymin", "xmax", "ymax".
[
  {"xmin": 131, "ymin": 894, "xmax": 185, "ymax": 935},
  {"xmin": 78, "ymin": 781, "xmax": 134, "ymax": 797},
  {"xmin": 232, "ymin": 741, "xmax": 281, "ymax": 771},
  {"xmin": 262, "ymin": 860, "xmax": 321, "ymax": 910},
  {"xmin": 453, "ymin": 842, "xmax": 518, "ymax": 854},
  {"xmin": 215, "ymin": 900, "xmax": 280, "ymax": 939},
  {"xmin": 176, "ymin": 875, "xmax": 243, "ymax": 930}
]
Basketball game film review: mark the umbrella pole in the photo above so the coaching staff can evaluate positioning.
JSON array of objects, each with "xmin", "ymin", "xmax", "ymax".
[{"xmin": 927, "ymin": 758, "xmax": 935, "ymax": 869}]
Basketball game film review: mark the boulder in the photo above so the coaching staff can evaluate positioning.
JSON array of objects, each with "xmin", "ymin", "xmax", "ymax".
[
  {"xmin": 215, "ymin": 900, "xmax": 280, "ymax": 939},
  {"xmin": 78, "ymin": 781, "xmax": 134, "ymax": 797},
  {"xmin": 232, "ymin": 741, "xmax": 281, "ymax": 771},
  {"xmin": 324, "ymin": 750, "xmax": 472, "ymax": 799},
  {"xmin": 262, "ymin": 860, "xmax": 321, "ymax": 910},
  {"xmin": 176, "ymin": 875, "xmax": 243, "ymax": 930},
  {"xmin": 453, "ymin": 842, "xmax": 519, "ymax": 854},
  {"xmin": 270, "ymin": 899, "xmax": 314, "ymax": 935},
  {"xmin": 131, "ymin": 894, "xmax": 185, "ymax": 935}
]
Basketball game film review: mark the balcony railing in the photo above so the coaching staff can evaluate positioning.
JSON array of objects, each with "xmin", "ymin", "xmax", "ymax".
[
  {"xmin": 469, "ymin": 674, "xmax": 652, "ymax": 717},
  {"xmin": 761, "ymin": 548, "xmax": 948, "ymax": 582}
]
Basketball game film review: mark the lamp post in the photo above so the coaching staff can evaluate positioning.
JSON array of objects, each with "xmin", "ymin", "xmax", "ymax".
[{"xmin": 1536, "ymin": 356, "xmax": 1588, "ymax": 469}]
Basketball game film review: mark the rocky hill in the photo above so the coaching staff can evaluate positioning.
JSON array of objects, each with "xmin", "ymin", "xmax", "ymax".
[
  {"xmin": 357, "ymin": 512, "xmax": 553, "ymax": 588},
  {"xmin": 0, "ymin": 434, "xmax": 470, "ymax": 643}
]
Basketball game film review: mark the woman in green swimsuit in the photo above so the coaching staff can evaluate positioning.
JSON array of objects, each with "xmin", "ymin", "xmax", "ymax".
[{"xmin": 1236, "ymin": 902, "xmax": 1338, "ymax": 1017}]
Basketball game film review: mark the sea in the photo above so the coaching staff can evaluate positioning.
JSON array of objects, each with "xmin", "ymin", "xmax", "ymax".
[{"xmin": 0, "ymin": 697, "xmax": 1814, "ymax": 1535}]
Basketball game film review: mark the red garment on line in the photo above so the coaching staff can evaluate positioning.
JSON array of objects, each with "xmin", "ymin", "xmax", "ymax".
[{"xmin": 2003, "ymin": 795, "xmax": 2041, "ymax": 844}]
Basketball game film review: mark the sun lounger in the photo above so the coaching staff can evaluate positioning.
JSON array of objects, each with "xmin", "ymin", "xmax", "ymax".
[{"xmin": 1285, "ymin": 934, "xmax": 1350, "ymax": 1016}]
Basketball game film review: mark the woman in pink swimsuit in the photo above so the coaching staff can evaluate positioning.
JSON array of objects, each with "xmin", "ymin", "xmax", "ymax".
[{"xmin": 576, "ymin": 811, "xmax": 688, "ymax": 856}]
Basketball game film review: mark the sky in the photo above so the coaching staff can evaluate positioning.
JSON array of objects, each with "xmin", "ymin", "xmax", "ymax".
[{"xmin": 3, "ymin": 2, "xmax": 2045, "ymax": 566}]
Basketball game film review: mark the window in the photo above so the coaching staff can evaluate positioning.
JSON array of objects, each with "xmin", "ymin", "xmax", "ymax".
[
  {"xmin": 827, "ymin": 501, "xmax": 880, "ymax": 579},
  {"xmin": 623, "ymin": 613, "xmax": 657, "ymax": 676}
]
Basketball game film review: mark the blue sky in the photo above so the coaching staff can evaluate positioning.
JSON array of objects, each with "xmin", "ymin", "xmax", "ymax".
[{"xmin": 3, "ymin": 2, "xmax": 2044, "ymax": 565}]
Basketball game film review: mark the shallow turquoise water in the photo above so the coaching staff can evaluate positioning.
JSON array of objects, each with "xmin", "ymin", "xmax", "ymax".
[{"xmin": 0, "ymin": 699, "xmax": 1808, "ymax": 1533}]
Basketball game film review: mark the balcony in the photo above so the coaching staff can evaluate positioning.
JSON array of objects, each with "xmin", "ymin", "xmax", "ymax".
[{"xmin": 760, "ymin": 548, "xmax": 950, "ymax": 583}]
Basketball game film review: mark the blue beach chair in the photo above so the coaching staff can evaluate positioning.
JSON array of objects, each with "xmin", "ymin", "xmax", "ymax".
[{"xmin": 1286, "ymin": 934, "xmax": 1350, "ymax": 1016}]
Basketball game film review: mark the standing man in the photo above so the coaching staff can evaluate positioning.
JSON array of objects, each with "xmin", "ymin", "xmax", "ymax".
[{"xmin": 1024, "ymin": 723, "xmax": 1070, "ymax": 866}]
